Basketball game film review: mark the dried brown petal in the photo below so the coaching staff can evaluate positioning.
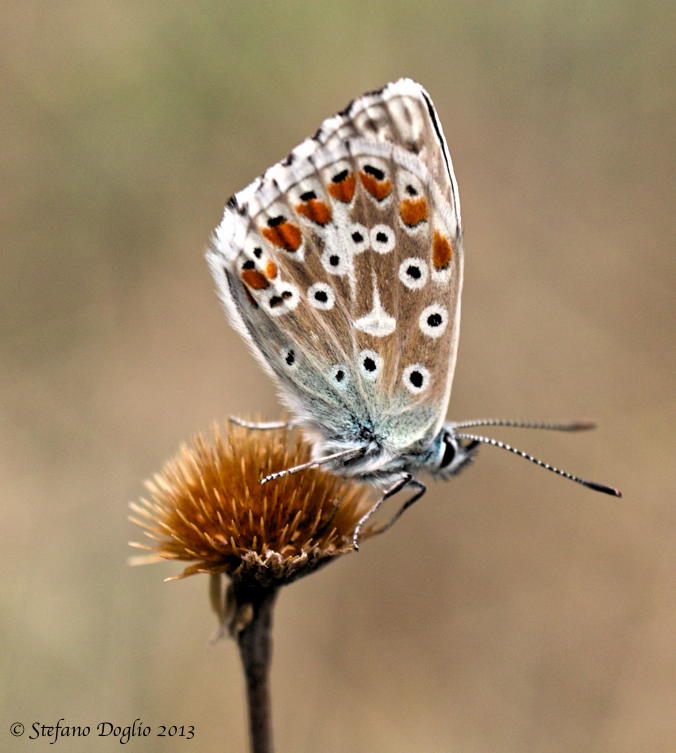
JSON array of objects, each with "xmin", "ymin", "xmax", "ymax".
[{"xmin": 129, "ymin": 422, "xmax": 375, "ymax": 585}]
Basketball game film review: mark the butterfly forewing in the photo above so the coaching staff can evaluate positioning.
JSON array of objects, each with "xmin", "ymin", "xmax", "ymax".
[{"xmin": 208, "ymin": 79, "xmax": 463, "ymax": 456}]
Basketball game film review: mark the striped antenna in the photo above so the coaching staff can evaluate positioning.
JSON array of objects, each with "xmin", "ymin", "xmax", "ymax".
[
  {"xmin": 453, "ymin": 418, "xmax": 596, "ymax": 432},
  {"xmin": 454, "ymin": 432, "xmax": 622, "ymax": 497}
]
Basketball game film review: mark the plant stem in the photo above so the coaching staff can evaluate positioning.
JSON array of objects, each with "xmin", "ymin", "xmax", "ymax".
[{"xmin": 235, "ymin": 586, "xmax": 278, "ymax": 753}]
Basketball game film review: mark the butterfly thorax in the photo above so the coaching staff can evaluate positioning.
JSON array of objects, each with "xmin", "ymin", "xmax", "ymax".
[{"xmin": 309, "ymin": 421, "xmax": 477, "ymax": 484}]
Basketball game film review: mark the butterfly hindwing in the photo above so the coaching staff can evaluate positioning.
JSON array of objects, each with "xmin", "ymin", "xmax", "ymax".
[{"xmin": 208, "ymin": 79, "xmax": 463, "ymax": 455}]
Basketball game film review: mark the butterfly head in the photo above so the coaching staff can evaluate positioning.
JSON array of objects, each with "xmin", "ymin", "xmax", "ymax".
[{"xmin": 427, "ymin": 424, "xmax": 479, "ymax": 480}]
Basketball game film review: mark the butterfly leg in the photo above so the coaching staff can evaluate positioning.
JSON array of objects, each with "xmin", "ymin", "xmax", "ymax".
[
  {"xmin": 375, "ymin": 477, "xmax": 427, "ymax": 536},
  {"xmin": 261, "ymin": 446, "xmax": 367, "ymax": 485},
  {"xmin": 229, "ymin": 416, "xmax": 291, "ymax": 430},
  {"xmin": 352, "ymin": 473, "xmax": 426, "ymax": 550}
]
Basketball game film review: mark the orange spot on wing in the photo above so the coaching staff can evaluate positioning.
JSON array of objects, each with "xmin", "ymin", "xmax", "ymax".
[
  {"xmin": 360, "ymin": 171, "xmax": 392, "ymax": 200},
  {"xmin": 432, "ymin": 231, "xmax": 453, "ymax": 270},
  {"xmin": 295, "ymin": 199, "xmax": 332, "ymax": 226},
  {"xmin": 262, "ymin": 222, "xmax": 302, "ymax": 251},
  {"xmin": 265, "ymin": 261, "xmax": 278, "ymax": 279},
  {"xmin": 327, "ymin": 173, "xmax": 356, "ymax": 203},
  {"xmin": 400, "ymin": 197, "xmax": 429, "ymax": 227},
  {"xmin": 241, "ymin": 269, "xmax": 269, "ymax": 290}
]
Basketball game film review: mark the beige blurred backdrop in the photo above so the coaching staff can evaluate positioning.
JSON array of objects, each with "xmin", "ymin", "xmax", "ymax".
[{"xmin": 2, "ymin": 2, "xmax": 674, "ymax": 752}]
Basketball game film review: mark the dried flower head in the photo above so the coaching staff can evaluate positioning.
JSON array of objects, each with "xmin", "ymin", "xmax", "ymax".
[{"xmin": 129, "ymin": 422, "xmax": 375, "ymax": 587}]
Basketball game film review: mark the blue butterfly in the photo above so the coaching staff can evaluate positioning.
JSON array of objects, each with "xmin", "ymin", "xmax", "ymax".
[{"xmin": 207, "ymin": 79, "xmax": 620, "ymax": 547}]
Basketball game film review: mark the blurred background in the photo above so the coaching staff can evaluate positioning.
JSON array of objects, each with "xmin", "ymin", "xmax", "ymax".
[{"xmin": 2, "ymin": 2, "xmax": 674, "ymax": 751}]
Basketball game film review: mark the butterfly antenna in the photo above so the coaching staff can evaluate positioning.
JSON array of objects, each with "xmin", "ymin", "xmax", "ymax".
[
  {"xmin": 453, "ymin": 418, "xmax": 596, "ymax": 432},
  {"xmin": 454, "ymin": 432, "xmax": 622, "ymax": 497}
]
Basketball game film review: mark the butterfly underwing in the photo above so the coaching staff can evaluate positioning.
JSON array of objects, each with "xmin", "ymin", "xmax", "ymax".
[{"xmin": 207, "ymin": 79, "xmax": 620, "ymax": 546}]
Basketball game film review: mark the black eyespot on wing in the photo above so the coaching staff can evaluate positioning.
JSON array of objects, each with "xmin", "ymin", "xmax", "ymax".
[
  {"xmin": 405, "ymin": 184, "xmax": 418, "ymax": 196},
  {"xmin": 363, "ymin": 164, "xmax": 385, "ymax": 180},
  {"xmin": 269, "ymin": 296, "xmax": 283, "ymax": 308},
  {"xmin": 419, "ymin": 305, "xmax": 448, "ymax": 337},
  {"xmin": 332, "ymin": 169, "xmax": 349, "ymax": 183},
  {"xmin": 363, "ymin": 357, "xmax": 376, "ymax": 372},
  {"xmin": 253, "ymin": 247, "xmax": 263, "ymax": 259},
  {"xmin": 359, "ymin": 350, "xmax": 381, "ymax": 381},
  {"xmin": 329, "ymin": 255, "xmax": 340, "ymax": 267},
  {"xmin": 370, "ymin": 225, "xmax": 395, "ymax": 254},
  {"xmin": 402, "ymin": 363, "xmax": 429, "ymax": 394},
  {"xmin": 267, "ymin": 215, "xmax": 285, "ymax": 227},
  {"xmin": 314, "ymin": 290, "xmax": 328, "ymax": 303},
  {"xmin": 285, "ymin": 349, "xmax": 295, "ymax": 366},
  {"xmin": 351, "ymin": 231, "xmax": 363, "ymax": 243},
  {"xmin": 409, "ymin": 370, "xmax": 424, "ymax": 389},
  {"xmin": 242, "ymin": 259, "xmax": 255, "ymax": 270},
  {"xmin": 300, "ymin": 190, "xmax": 317, "ymax": 201},
  {"xmin": 407, "ymin": 264, "xmax": 421, "ymax": 279},
  {"xmin": 329, "ymin": 363, "xmax": 349, "ymax": 387}
]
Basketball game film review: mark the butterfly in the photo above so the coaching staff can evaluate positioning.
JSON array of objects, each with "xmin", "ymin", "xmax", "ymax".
[{"xmin": 207, "ymin": 79, "xmax": 621, "ymax": 547}]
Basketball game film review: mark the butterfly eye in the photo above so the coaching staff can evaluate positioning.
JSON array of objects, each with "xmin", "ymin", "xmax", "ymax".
[
  {"xmin": 370, "ymin": 224, "xmax": 395, "ymax": 254},
  {"xmin": 329, "ymin": 364, "xmax": 350, "ymax": 389},
  {"xmin": 439, "ymin": 435, "xmax": 457, "ymax": 469},
  {"xmin": 348, "ymin": 223, "xmax": 369, "ymax": 254},
  {"xmin": 358, "ymin": 349, "xmax": 382, "ymax": 382},
  {"xmin": 402, "ymin": 364, "xmax": 430, "ymax": 394},
  {"xmin": 307, "ymin": 282, "xmax": 335, "ymax": 310},
  {"xmin": 419, "ymin": 304, "xmax": 448, "ymax": 338},
  {"xmin": 398, "ymin": 257, "xmax": 428, "ymax": 290}
]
